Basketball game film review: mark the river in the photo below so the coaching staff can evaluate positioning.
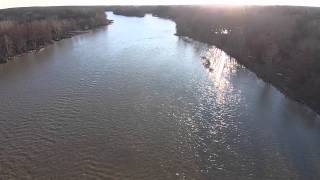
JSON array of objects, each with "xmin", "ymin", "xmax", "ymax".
[{"xmin": 0, "ymin": 12, "xmax": 320, "ymax": 180}]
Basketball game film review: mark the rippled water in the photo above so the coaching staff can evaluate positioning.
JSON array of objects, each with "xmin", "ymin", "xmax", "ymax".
[{"xmin": 1, "ymin": 12, "xmax": 320, "ymax": 180}]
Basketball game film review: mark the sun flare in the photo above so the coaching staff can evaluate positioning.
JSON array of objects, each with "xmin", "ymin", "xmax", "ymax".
[{"xmin": 1, "ymin": 0, "xmax": 320, "ymax": 9}]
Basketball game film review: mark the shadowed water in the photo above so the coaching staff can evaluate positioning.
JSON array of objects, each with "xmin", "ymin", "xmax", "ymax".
[{"xmin": 0, "ymin": 12, "xmax": 320, "ymax": 180}]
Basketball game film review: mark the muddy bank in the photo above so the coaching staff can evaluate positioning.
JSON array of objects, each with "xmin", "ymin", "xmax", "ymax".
[{"xmin": 107, "ymin": 5, "xmax": 320, "ymax": 114}]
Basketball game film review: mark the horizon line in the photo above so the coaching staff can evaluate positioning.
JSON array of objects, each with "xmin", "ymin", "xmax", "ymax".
[{"xmin": 1, "ymin": 3, "xmax": 320, "ymax": 10}]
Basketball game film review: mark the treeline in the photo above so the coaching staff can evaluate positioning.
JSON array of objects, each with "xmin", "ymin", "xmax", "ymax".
[
  {"xmin": 0, "ymin": 7, "xmax": 110, "ymax": 63},
  {"xmin": 108, "ymin": 5, "xmax": 320, "ymax": 114},
  {"xmin": 111, "ymin": 7, "xmax": 146, "ymax": 17}
]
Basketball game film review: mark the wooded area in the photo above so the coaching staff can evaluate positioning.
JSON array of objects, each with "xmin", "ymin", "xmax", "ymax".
[
  {"xmin": 109, "ymin": 5, "xmax": 320, "ymax": 113},
  {"xmin": 0, "ymin": 7, "xmax": 110, "ymax": 63}
]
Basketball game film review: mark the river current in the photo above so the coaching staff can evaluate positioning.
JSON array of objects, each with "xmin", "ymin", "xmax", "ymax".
[{"xmin": 0, "ymin": 12, "xmax": 320, "ymax": 179}]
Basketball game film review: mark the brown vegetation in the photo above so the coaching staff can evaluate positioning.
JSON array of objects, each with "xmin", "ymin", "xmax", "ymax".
[{"xmin": 0, "ymin": 7, "xmax": 110, "ymax": 63}]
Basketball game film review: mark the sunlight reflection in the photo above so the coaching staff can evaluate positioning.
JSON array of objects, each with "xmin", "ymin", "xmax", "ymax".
[{"xmin": 201, "ymin": 47, "xmax": 237, "ymax": 105}]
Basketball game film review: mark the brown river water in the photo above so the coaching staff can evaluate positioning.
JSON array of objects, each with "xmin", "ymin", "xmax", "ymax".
[{"xmin": 0, "ymin": 12, "xmax": 320, "ymax": 180}]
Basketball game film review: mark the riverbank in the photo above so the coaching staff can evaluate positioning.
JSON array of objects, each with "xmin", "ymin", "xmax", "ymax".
[
  {"xmin": 2, "ymin": 12, "xmax": 320, "ymax": 179},
  {"xmin": 107, "ymin": 6, "xmax": 320, "ymax": 114},
  {"xmin": 0, "ymin": 7, "xmax": 112, "ymax": 64}
]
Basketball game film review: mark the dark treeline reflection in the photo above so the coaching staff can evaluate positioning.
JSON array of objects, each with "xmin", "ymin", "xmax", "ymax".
[
  {"xmin": 107, "ymin": 5, "xmax": 320, "ymax": 114},
  {"xmin": 0, "ymin": 7, "xmax": 110, "ymax": 63}
]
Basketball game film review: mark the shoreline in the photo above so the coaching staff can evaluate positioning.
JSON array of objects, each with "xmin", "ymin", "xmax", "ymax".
[
  {"xmin": 0, "ymin": 20, "xmax": 113, "ymax": 64},
  {"xmin": 0, "ymin": 7, "xmax": 112, "ymax": 64},
  {"xmin": 176, "ymin": 31, "xmax": 320, "ymax": 115},
  {"xmin": 178, "ymin": 32, "xmax": 317, "ymax": 114},
  {"xmin": 107, "ymin": 7, "xmax": 320, "ymax": 115}
]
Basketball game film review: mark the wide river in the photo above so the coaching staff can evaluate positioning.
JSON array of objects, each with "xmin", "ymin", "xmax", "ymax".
[{"xmin": 1, "ymin": 12, "xmax": 320, "ymax": 180}]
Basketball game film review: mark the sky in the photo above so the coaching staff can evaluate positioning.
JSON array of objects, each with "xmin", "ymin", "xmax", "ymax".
[{"xmin": 2, "ymin": 0, "xmax": 320, "ymax": 9}]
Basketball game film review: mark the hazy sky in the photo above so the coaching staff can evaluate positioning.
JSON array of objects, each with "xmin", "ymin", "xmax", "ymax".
[{"xmin": 2, "ymin": 0, "xmax": 320, "ymax": 9}]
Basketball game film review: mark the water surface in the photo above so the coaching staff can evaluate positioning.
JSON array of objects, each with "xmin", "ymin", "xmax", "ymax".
[{"xmin": 0, "ymin": 12, "xmax": 320, "ymax": 180}]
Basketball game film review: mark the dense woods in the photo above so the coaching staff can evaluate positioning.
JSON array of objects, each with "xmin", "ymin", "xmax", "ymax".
[
  {"xmin": 112, "ymin": 7, "xmax": 146, "ymax": 17},
  {"xmin": 108, "ymin": 5, "xmax": 320, "ymax": 114},
  {"xmin": 0, "ymin": 7, "xmax": 110, "ymax": 63}
]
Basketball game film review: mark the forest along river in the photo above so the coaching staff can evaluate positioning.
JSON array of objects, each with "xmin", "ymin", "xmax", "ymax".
[{"xmin": 0, "ymin": 12, "xmax": 320, "ymax": 180}]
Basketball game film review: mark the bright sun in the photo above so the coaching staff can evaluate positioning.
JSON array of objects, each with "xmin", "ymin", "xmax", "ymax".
[
  {"xmin": 145, "ymin": 0, "xmax": 319, "ymax": 6},
  {"xmin": 1, "ymin": 0, "xmax": 320, "ymax": 9}
]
